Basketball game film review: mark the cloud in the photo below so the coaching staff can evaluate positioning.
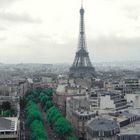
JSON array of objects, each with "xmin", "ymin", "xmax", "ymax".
[
  {"xmin": 91, "ymin": 36, "xmax": 140, "ymax": 48},
  {"xmin": 0, "ymin": 34, "xmax": 140, "ymax": 64},
  {"xmin": 127, "ymin": 14, "xmax": 139, "ymax": 20},
  {"xmin": 0, "ymin": 11, "xmax": 42, "ymax": 23},
  {"xmin": 87, "ymin": 35, "xmax": 140, "ymax": 62},
  {"xmin": 26, "ymin": 33, "xmax": 68, "ymax": 45},
  {"xmin": 0, "ymin": 26, "xmax": 6, "ymax": 30},
  {"xmin": 0, "ymin": 36, "xmax": 7, "ymax": 41},
  {"xmin": 0, "ymin": 0, "xmax": 18, "ymax": 8},
  {"xmin": 122, "ymin": 1, "xmax": 140, "ymax": 20},
  {"xmin": 124, "ymin": 8, "xmax": 140, "ymax": 21},
  {"xmin": 123, "ymin": 4, "xmax": 140, "ymax": 12},
  {"xmin": 26, "ymin": 34, "xmax": 50, "ymax": 42}
]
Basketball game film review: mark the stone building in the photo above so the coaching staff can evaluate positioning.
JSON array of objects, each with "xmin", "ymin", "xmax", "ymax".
[
  {"xmin": 0, "ymin": 117, "xmax": 19, "ymax": 140},
  {"xmin": 53, "ymin": 84, "xmax": 87, "ymax": 115},
  {"xmin": 104, "ymin": 78, "xmax": 140, "ymax": 94},
  {"xmin": 86, "ymin": 118, "xmax": 120, "ymax": 140},
  {"xmin": 66, "ymin": 96, "xmax": 95, "ymax": 139},
  {"xmin": 89, "ymin": 89, "xmax": 128, "ymax": 112}
]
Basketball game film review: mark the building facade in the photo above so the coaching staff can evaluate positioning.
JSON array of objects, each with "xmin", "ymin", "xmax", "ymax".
[{"xmin": 86, "ymin": 118, "xmax": 120, "ymax": 140}]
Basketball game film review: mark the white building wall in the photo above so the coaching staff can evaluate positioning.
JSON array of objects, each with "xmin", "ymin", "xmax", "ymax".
[
  {"xmin": 87, "ymin": 134, "xmax": 118, "ymax": 140},
  {"xmin": 126, "ymin": 94, "xmax": 140, "ymax": 108},
  {"xmin": 100, "ymin": 95, "xmax": 115, "ymax": 110}
]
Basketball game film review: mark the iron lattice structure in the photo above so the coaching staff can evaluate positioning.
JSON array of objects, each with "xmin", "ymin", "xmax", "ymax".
[{"xmin": 69, "ymin": 5, "xmax": 96, "ymax": 77}]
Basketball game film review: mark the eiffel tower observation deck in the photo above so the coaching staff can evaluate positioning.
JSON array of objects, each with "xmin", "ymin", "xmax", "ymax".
[{"xmin": 69, "ymin": 1, "xmax": 96, "ymax": 78}]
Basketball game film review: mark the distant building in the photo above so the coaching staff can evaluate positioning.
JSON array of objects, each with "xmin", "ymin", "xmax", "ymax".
[
  {"xmin": 89, "ymin": 89, "xmax": 128, "ymax": 112},
  {"xmin": 104, "ymin": 78, "xmax": 140, "ymax": 94},
  {"xmin": 18, "ymin": 81, "xmax": 28, "ymax": 97},
  {"xmin": 66, "ymin": 96, "xmax": 95, "ymax": 139},
  {"xmin": 124, "ymin": 78, "xmax": 140, "ymax": 91},
  {"xmin": 101, "ymin": 91, "xmax": 127, "ymax": 111},
  {"xmin": 117, "ymin": 109, "xmax": 140, "ymax": 140},
  {"xmin": 32, "ymin": 74, "xmax": 57, "ymax": 88},
  {"xmin": 118, "ymin": 133, "xmax": 140, "ymax": 140},
  {"xmin": 97, "ymin": 109, "xmax": 140, "ymax": 140},
  {"xmin": 126, "ymin": 94, "xmax": 140, "ymax": 109},
  {"xmin": 18, "ymin": 78, "xmax": 34, "ymax": 97},
  {"xmin": 53, "ymin": 84, "xmax": 87, "ymax": 115},
  {"xmin": 86, "ymin": 118, "xmax": 120, "ymax": 140},
  {"xmin": 0, "ymin": 84, "xmax": 18, "ymax": 97},
  {"xmin": 0, "ymin": 117, "xmax": 19, "ymax": 140},
  {"xmin": 89, "ymin": 91, "xmax": 100, "ymax": 111}
]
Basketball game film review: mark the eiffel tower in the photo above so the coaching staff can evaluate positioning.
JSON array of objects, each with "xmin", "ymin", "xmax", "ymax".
[{"xmin": 69, "ymin": 1, "xmax": 96, "ymax": 78}]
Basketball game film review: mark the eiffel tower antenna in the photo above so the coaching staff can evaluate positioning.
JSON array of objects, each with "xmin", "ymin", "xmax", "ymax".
[{"xmin": 81, "ymin": 0, "xmax": 83, "ymax": 8}]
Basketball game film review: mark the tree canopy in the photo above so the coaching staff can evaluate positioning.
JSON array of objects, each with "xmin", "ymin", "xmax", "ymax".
[
  {"xmin": 46, "ymin": 106, "xmax": 60, "ymax": 124},
  {"xmin": 54, "ymin": 117, "xmax": 73, "ymax": 136},
  {"xmin": 2, "ymin": 101, "xmax": 11, "ymax": 110},
  {"xmin": 30, "ymin": 120, "xmax": 47, "ymax": 140},
  {"xmin": 43, "ymin": 100, "xmax": 53, "ymax": 112},
  {"xmin": 26, "ymin": 101, "xmax": 41, "ymax": 125},
  {"xmin": 40, "ymin": 95, "xmax": 51, "ymax": 106},
  {"xmin": 23, "ymin": 87, "xmax": 76, "ymax": 140},
  {"xmin": 66, "ymin": 136, "xmax": 77, "ymax": 140}
]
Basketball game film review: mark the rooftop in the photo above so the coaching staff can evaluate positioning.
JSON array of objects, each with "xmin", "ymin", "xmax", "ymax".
[
  {"xmin": 87, "ymin": 118, "xmax": 119, "ymax": 132},
  {"xmin": 0, "ymin": 117, "xmax": 18, "ymax": 132},
  {"xmin": 120, "ymin": 120, "xmax": 140, "ymax": 134}
]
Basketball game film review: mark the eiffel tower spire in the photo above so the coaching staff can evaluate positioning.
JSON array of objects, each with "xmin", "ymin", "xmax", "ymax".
[
  {"xmin": 78, "ymin": 1, "xmax": 87, "ymax": 51},
  {"xmin": 69, "ymin": 1, "xmax": 96, "ymax": 77}
]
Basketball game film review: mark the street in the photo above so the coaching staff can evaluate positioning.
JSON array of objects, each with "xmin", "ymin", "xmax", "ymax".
[{"xmin": 38, "ymin": 104, "xmax": 60, "ymax": 140}]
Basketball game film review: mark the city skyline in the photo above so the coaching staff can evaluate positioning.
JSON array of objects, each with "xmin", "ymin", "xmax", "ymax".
[{"xmin": 0, "ymin": 0, "xmax": 140, "ymax": 64}]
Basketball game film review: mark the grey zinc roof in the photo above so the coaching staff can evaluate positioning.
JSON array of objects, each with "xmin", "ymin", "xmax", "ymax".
[
  {"xmin": 0, "ymin": 117, "xmax": 12, "ymax": 131},
  {"xmin": 87, "ymin": 118, "xmax": 119, "ymax": 131},
  {"xmin": 122, "ymin": 111, "xmax": 137, "ymax": 119}
]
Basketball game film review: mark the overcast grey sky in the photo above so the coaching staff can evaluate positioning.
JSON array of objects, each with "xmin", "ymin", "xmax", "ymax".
[{"xmin": 0, "ymin": 0, "xmax": 140, "ymax": 64}]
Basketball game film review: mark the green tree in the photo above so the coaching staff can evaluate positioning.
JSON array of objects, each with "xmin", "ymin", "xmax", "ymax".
[
  {"xmin": 10, "ymin": 108, "xmax": 17, "ymax": 116},
  {"xmin": 47, "ymin": 106, "xmax": 60, "ymax": 124},
  {"xmin": 26, "ymin": 102, "xmax": 41, "ymax": 125},
  {"xmin": 27, "ymin": 110, "xmax": 41, "ymax": 125},
  {"xmin": 25, "ymin": 94, "xmax": 35, "ymax": 102},
  {"xmin": 30, "ymin": 120, "xmax": 47, "ymax": 140},
  {"xmin": 43, "ymin": 101, "xmax": 53, "ymax": 112},
  {"xmin": 66, "ymin": 136, "xmax": 77, "ymax": 140},
  {"xmin": 42, "ymin": 88, "xmax": 53, "ymax": 97},
  {"xmin": 40, "ymin": 95, "xmax": 50, "ymax": 107},
  {"xmin": 38, "ymin": 92, "xmax": 46, "ymax": 101},
  {"xmin": 3, "ymin": 110, "xmax": 12, "ymax": 117},
  {"xmin": 2, "ymin": 101, "xmax": 11, "ymax": 110},
  {"xmin": 32, "ymin": 89, "xmax": 38, "ymax": 97},
  {"xmin": 36, "ymin": 87, "xmax": 43, "ymax": 93},
  {"xmin": 54, "ymin": 117, "xmax": 73, "ymax": 136},
  {"xmin": 37, "ymin": 138, "xmax": 47, "ymax": 140},
  {"xmin": 51, "ymin": 112, "xmax": 62, "ymax": 125}
]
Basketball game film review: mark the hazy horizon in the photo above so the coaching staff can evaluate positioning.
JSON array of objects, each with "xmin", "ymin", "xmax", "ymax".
[{"xmin": 1, "ymin": 60, "xmax": 140, "ymax": 65}]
